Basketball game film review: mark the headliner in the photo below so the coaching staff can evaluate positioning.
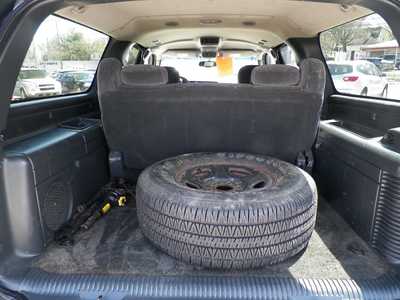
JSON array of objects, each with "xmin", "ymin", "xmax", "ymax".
[{"xmin": 57, "ymin": 0, "xmax": 371, "ymax": 49}]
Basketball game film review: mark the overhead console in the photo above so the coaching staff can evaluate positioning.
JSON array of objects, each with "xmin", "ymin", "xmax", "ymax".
[
  {"xmin": 200, "ymin": 36, "xmax": 220, "ymax": 58},
  {"xmin": 200, "ymin": 36, "xmax": 220, "ymax": 46}
]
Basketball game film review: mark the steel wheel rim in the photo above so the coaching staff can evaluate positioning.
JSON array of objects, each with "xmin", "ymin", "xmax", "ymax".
[{"xmin": 176, "ymin": 163, "xmax": 275, "ymax": 192}]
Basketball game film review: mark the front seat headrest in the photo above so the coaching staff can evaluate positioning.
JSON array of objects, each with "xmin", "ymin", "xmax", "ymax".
[
  {"xmin": 238, "ymin": 65, "xmax": 258, "ymax": 84},
  {"xmin": 251, "ymin": 64, "xmax": 300, "ymax": 86}
]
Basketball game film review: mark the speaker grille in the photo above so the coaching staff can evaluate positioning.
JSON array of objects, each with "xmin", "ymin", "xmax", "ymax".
[
  {"xmin": 372, "ymin": 171, "xmax": 400, "ymax": 263},
  {"xmin": 43, "ymin": 181, "xmax": 70, "ymax": 231}
]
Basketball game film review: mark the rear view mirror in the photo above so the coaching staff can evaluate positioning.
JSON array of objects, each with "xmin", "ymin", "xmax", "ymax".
[{"xmin": 199, "ymin": 61, "xmax": 216, "ymax": 68}]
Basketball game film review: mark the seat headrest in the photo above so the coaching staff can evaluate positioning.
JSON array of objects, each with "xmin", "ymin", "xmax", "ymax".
[
  {"xmin": 251, "ymin": 64, "xmax": 300, "ymax": 86},
  {"xmin": 121, "ymin": 64, "xmax": 169, "ymax": 86},
  {"xmin": 164, "ymin": 66, "xmax": 180, "ymax": 83},
  {"xmin": 238, "ymin": 65, "xmax": 258, "ymax": 84}
]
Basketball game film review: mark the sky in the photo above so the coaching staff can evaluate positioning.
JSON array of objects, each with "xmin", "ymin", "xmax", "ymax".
[{"xmin": 33, "ymin": 15, "xmax": 108, "ymax": 45}]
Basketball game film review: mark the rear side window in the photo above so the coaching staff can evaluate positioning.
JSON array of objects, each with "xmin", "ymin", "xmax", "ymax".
[
  {"xmin": 320, "ymin": 13, "xmax": 399, "ymax": 100},
  {"xmin": 12, "ymin": 15, "xmax": 109, "ymax": 102}
]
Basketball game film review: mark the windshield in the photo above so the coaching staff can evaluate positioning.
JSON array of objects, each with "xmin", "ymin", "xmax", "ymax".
[
  {"xmin": 327, "ymin": 64, "xmax": 353, "ymax": 75},
  {"xmin": 19, "ymin": 69, "xmax": 48, "ymax": 79},
  {"xmin": 160, "ymin": 51, "xmax": 259, "ymax": 83}
]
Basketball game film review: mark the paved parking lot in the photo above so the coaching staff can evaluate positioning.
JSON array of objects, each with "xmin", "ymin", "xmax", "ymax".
[
  {"xmin": 388, "ymin": 82, "xmax": 400, "ymax": 100},
  {"xmin": 385, "ymin": 70, "xmax": 400, "ymax": 100}
]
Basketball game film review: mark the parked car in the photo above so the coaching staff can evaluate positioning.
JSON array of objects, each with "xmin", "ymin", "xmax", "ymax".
[
  {"xmin": 380, "ymin": 54, "xmax": 400, "ymax": 71},
  {"xmin": 51, "ymin": 69, "xmax": 72, "ymax": 79},
  {"xmin": 327, "ymin": 60, "xmax": 389, "ymax": 97},
  {"xmin": 56, "ymin": 70, "xmax": 95, "ymax": 93},
  {"xmin": 12, "ymin": 68, "xmax": 62, "ymax": 100},
  {"xmin": 365, "ymin": 57, "xmax": 382, "ymax": 69}
]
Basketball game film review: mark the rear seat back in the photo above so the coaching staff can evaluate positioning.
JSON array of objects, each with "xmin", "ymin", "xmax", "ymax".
[
  {"xmin": 97, "ymin": 58, "xmax": 325, "ymax": 171},
  {"xmin": 238, "ymin": 65, "xmax": 257, "ymax": 83}
]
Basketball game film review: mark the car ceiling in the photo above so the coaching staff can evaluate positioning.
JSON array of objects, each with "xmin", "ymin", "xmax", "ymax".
[{"xmin": 57, "ymin": 0, "xmax": 372, "ymax": 49}]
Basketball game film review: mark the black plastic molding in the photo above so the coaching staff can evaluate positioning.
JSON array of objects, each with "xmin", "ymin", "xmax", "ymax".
[{"xmin": 3, "ymin": 270, "xmax": 400, "ymax": 300}]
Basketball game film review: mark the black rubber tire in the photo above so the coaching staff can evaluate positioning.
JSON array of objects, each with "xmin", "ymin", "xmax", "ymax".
[
  {"xmin": 361, "ymin": 87, "xmax": 368, "ymax": 96},
  {"xmin": 381, "ymin": 84, "xmax": 388, "ymax": 98},
  {"xmin": 136, "ymin": 153, "xmax": 318, "ymax": 269}
]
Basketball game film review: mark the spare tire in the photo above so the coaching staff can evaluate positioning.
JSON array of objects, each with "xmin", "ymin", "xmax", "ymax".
[{"xmin": 137, "ymin": 152, "xmax": 318, "ymax": 269}]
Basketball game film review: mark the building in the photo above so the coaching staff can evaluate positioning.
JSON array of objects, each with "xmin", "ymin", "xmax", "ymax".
[{"xmin": 361, "ymin": 40, "xmax": 399, "ymax": 58}]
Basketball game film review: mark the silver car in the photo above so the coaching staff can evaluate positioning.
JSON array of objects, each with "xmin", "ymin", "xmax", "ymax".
[{"xmin": 13, "ymin": 68, "xmax": 62, "ymax": 100}]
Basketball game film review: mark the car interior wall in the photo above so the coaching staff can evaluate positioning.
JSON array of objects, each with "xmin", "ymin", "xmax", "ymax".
[
  {"xmin": 0, "ymin": 1, "xmax": 61, "ymax": 267},
  {"xmin": 1, "ymin": 0, "xmax": 400, "ymax": 281},
  {"xmin": 0, "ymin": 1, "xmax": 108, "ymax": 268},
  {"xmin": 264, "ymin": 6, "xmax": 400, "ymax": 267},
  {"xmin": 311, "ymin": 1, "xmax": 400, "ymax": 266}
]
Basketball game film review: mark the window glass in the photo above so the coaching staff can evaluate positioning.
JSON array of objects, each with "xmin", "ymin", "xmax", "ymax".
[
  {"xmin": 12, "ymin": 15, "xmax": 109, "ymax": 102},
  {"xmin": 160, "ymin": 50, "xmax": 259, "ymax": 83},
  {"xmin": 264, "ymin": 51, "xmax": 277, "ymax": 65},
  {"xmin": 124, "ymin": 44, "xmax": 140, "ymax": 65},
  {"xmin": 320, "ymin": 13, "xmax": 399, "ymax": 100},
  {"xmin": 280, "ymin": 45, "xmax": 298, "ymax": 66}
]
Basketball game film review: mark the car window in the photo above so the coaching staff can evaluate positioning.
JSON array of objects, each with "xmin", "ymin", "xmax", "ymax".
[
  {"xmin": 280, "ymin": 45, "xmax": 298, "ymax": 66},
  {"xmin": 368, "ymin": 63, "xmax": 377, "ymax": 76},
  {"xmin": 124, "ymin": 43, "xmax": 141, "ymax": 65},
  {"xmin": 363, "ymin": 63, "xmax": 374, "ymax": 76},
  {"xmin": 356, "ymin": 64, "xmax": 365, "ymax": 75},
  {"xmin": 12, "ymin": 15, "xmax": 109, "ymax": 102},
  {"xmin": 320, "ymin": 13, "xmax": 399, "ymax": 100}
]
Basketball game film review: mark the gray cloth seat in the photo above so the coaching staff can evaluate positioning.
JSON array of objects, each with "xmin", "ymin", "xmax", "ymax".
[
  {"xmin": 97, "ymin": 59, "xmax": 326, "ymax": 171},
  {"xmin": 238, "ymin": 65, "xmax": 257, "ymax": 83}
]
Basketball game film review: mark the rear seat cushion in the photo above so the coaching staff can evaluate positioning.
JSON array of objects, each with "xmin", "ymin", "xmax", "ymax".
[
  {"xmin": 97, "ymin": 58, "xmax": 122, "ymax": 94},
  {"xmin": 299, "ymin": 58, "xmax": 326, "ymax": 95},
  {"xmin": 251, "ymin": 64, "xmax": 300, "ymax": 86}
]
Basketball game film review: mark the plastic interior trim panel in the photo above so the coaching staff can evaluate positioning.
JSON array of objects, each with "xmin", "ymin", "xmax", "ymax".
[{"xmin": 2, "ymin": 270, "xmax": 400, "ymax": 300}]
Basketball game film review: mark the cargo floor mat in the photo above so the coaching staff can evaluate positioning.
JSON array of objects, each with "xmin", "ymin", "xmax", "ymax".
[{"xmin": 31, "ymin": 198, "xmax": 394, "ymax": 280}]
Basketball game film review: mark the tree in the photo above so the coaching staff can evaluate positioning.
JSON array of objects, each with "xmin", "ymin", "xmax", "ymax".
[
  {"xmin": 46, "ymin": 31, "xmax": 106, "ymax": 61},
  {"xmin": 90, "ymin": 39, "xmax": 108, "ymax": 59},
  {"xmin": 321, "ymin": 22, "xmax": 395, "ymax": 59},
  {"xmin": 320, "ymin": 31, "xmax": 336, "ymax": 57}
]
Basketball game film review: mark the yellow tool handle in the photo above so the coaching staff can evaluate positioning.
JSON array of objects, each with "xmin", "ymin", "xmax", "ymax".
[
  {"xmin": 118, "ymin": 196, "xmax": 127, "ymax": 207},
  {"xmin": 101, "ymin": 203, "xmax": 112, "ymax": 214}
]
